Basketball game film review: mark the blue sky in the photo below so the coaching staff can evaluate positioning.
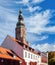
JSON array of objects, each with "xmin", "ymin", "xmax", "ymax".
[{"xmin": 0, "ymin": 0, "xmax": 55, "ymax": 52}]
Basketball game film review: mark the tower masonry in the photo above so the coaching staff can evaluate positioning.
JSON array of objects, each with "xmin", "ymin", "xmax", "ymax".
[{"xmin": 15, "ymin": 9, "xmax": 30, "ymax": 46}]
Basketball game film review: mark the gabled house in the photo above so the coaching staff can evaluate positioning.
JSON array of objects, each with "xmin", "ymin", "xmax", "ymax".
[{"xmin": 0, "ymin": 47, "xmax": 23, "ymax": 65}]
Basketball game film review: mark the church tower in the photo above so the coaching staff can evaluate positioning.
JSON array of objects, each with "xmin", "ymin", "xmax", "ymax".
[{"xmin": 15, "ymin": 9, "xmax": 26, "ymax": 43}]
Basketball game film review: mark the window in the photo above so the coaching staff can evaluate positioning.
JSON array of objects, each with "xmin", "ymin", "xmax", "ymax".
[
  {"xmin": 36, "ymin": 56, "xmax": 37, "ymax": 60},
  {"xmin": 32, "ymin": 55, "xmax": 34, "ymax": 59},
  {"xmin": 38, "ymin": 61, "xmax": 39, "ymax": 63},
  {"xmin": 33, "ymin": 55, "xmax": 35, "ymax": 59},
  {"xmin": 25, "ymin": 52, "xmax": 27, "ymax": 57},
  {"xmin": 28, "ymin": 53, "xmax": 30, "ymax": 58},
  {"xmin": 13, "ymin": 55, "xmax": 16, "ymax": 58},
  {"xmin": 31, "ymin": 54, "xmax": 32, "ymax": 59},
  {"xmin": 38, "ymin": 56, "xmax": 39, "ymax": 58}
]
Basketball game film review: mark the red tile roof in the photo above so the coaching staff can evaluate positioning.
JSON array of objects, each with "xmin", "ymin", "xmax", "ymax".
[
  {"xmin": 7, "ymin": 35, "xmax": 41, "ymax": 55},
  {"xmin": 0, "ymin": 47, "xmax": 23, "ymax": 61}
]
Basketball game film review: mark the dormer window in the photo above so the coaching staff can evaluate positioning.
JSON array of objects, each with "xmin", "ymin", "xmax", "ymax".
[{"xmin": 13, "ymin": 55, "xmax": 16, "ymax": 58}]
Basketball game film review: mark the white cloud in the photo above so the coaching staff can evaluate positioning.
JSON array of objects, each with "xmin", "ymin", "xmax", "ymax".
[
  {"xmin": 23, "ymin": 0, "xmax": 41, "ymax": 12},
  {"xmin": 27, "ymin": 34, "xmax": 48, "ymax": 42},
  {"xmin": 36, "ymin": 36, "xmax": 48, "ymax": 41},
  {"xmin": 15, "ymin": 0, "xmax": 44, "ymax": 4},
  {"xmin": 31, "ymin": 43, "xmax": 55, "ymax": 52},
  {"xmin": 45, "ymin": 26, "xmax": 55, "ymax": 33},
  {"xmin": 0, "ymin": 6, "xmax": 17, "ymax": 22},
  {"xmin": 15, "ymin": 0, "xmax": 41, "ymax": 12},
  {"xmin": 32, "ymin": 0, "xmax": 44, "ymax": 3},
  {"xmin": 0, "ymin": 0, "xmax": 14, "ymax": 7},
  {"xmin": 0, "ymin": 0, "xmax": 18, "ymax": 44},
  {"xmin": 15, "ymin": 0, "xmax": 29, "ymax": 5},
  {"xmin": 15, "ymin": 1, "xmax": 22, "ymax": 4},
  {"xmin": 23, "ymin": 0, "xmax": 29, "ymax": 4},
  {"xmin": 0, "ymin": 6, "xmax": 17, "ymax": 44},
  {"xmin": 28, "ymin": 6, "xmax": 41, "ymax": 12},
  {"xmin": 25, "ymin": 10, "xmax": 55, "ymax": 34}
]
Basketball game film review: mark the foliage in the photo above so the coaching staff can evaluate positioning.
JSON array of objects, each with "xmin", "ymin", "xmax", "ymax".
[{"xmin": 48, "ymin": 52, "xmax": 55, "ymax": 65}]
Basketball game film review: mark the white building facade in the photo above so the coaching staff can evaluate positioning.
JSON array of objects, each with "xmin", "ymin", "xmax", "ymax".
[{"xmin": 23, "ymin": 49, "xmax": 41, "ymax": 65}]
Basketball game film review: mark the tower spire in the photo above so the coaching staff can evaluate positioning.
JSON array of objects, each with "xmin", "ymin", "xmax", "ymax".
[
  {"xmin": 17, "ymin": 9, "xmax": 25, "ymax": 27},
  {"xmin": 18, "ymin": 9, "xmax": 24, "ymax": 21},
  {"xmin": 15, "ymin": 9, "xmax": 26, "ymax": 43}
]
